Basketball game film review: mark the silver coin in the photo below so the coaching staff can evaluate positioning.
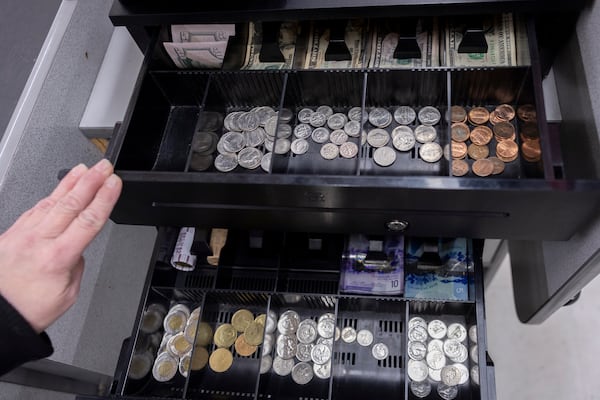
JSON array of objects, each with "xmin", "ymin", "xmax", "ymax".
[
  {"xmin": 214, "ymin": 153, "xmax": 238, "ymax": 172},
  {"xmin": 264, "ymin": 116, "xmax": 279, "ymax": 136},
  {"xmin": 313, "ymin": 360, "xmax": 331, "ymax": 379},
  {"xmin": 192, "ymin": 131, "xmax": 217, "ymax": 153},
  {"xmin": 419, "ymin": 142, "xmax": 443, "ymax": 163},
  {"xmin": 217, "ymin": 139, "xmax": 234, "ymax": 156},
  {"xmin": 391, "ymin": 125, "xmax": 413, "ymax": 140},
  {"xmin": 294, "ymin": 123, "xmax": 313, "ymax": 139},
  {"xmin": 407, "ymin": 359, "xmax": 428, "ymax": 382},
  {"xmin": 297, "ymin": 319, "xmax": 318, "ymax": 344},
  {"xmin": 224, "ymin": 111, "xmax": 243, "ymax": 132},
  {"xmin": 327, "ymin": 113, "xmax": 348, "ymax": 130},
  {"xmin": 189, "ymin": 153, "xmax": 213, "ymax": 172},
  {"xmin": 276, "ymin": 334, "xmax": 298, "ymax": 360},
  {"xmin": 298, "ymin": 108, "xmax": 313, "ymax": 124},
  {"xmin": 309, "ymin": 112, "xmax": 327, "ymax": 127},
  {"xmin": 244, "ymin": 127, "xmax": 266, "ymax": 147},
  {"xmin": 418, "ymin": 106, "xmax": 441, "ymax": 125},
  {"xmin": 334, "ymin": 327, "xmax": 341, "ymax": 341},
  {"xmin": 471, "ymin": 365, "xmax": 480, "ymax": 386},
  {"xmin": 340, "ymin": 141, "xmax": 359, "ymax": 159},
  {"xmin": 341, "ymin": 327, "xmax": 357, "ymax": 343},
  {"xmin": 371, "ymin": 343, "xmax": 389, "ymax": 360},
  {"xmin": 291, "ymin": 362, "xmax": 314, "ymax": 385},
  {"xmin": 316, "ymin": 337, "xmax": 333, "ymax": 348},
  {"xmin": 408, "ymin": 325, "xmax": 428, "ymax": 342},
  {"xmin": 367, "ymin": 128, "xmax": 390, "ymax": 148},
  {"xmin": 279, "ymin": 108, "xmax": 294, "ymax": 123},
  {"xmin": 374, "ymin": 146, "xmax": 396, "ymax": 167},
  {"xmin": 237, "ymin": 147, "xmax": 263, "ymax": 169},
  {"xmin": 263, "ymin": 333, "xmax": 274, "ymax": 348},
  {"xmin": 316, "ymin": 105, "xmax": 333, "ymax": 118},
  {"xmin": 274, "ymin": 139, "xmax": 291, "ymax": 155},
  {"xmin": 311, "ymin": 127, "xmax": 330, "ymax": 143},
  {"xmin": 429, "ymin": 367, "xmax": 442, "ymax": 382},
  {"xmin": 320, "ymin": 143, "xmax": 339, "ymax": 160},
  {"xmin": 272, "ymin": 356, "xmax": 295, "ymax": 376},
  {"xmin": 410, "ymin": 381, "xmax": 432, "ymax": 398},
  {"xmin": 356, "ymin": 329, "xmax": 374, "ymax": 347},
  {"xmin": 408, "ymin": 340, "xmax": 427, "ymax": 361},
  {"xmin": 368, "ymin": 107, "xmax": 393, "ymax": 128},
  {"xmin": 265, "ymin": 311, "xmax": 277, "ymax": 333},
  {"xmin": 197, "ymin": 111, "xmax": 223, "ymax": 132},
  {"xmin": 254, "ymin": 106, "xmax": 276, "ymax": 126},
  {"xmin": 469, "ymin": 325, "xmax": 477, "ymax": 344},
  {"xmin": 428, "ymin": 339, "xmax": 444, "ymax": 354},
  {"xmin": 437, "ymin": 383, "xmax": 459, "ymax": 400},
  {"xmin": 330, "ymin": 129, "xmax": 349, "ymax": 145},
  {"xmin": 344, "ymin": 120, "xmax": 361, "ymax": 137},
  {"xmin": 470, "ymin": 345, "xmax": 478, "ymax": 364},
  {"xmin": 261, "ymin": 152, "xmax": 272, "ymax": 173},
  {"xmin": 278, "ymin": 311, "xmax": 300, "ymax": 335},
  {"xmin": 449, "ymin": 344, "xmax": 468, "ymax": 363},
  {"xmin": 318, "ymin": 313, "xmax": 335, "ymax": 323},
  {"xmin": 277, "ymin": 124, "xmax": 293, "ymax": 139},
  {"xmin": 447, "ymin": 323, "xmax": 467, "ymax": 342},
  {"xmin": 263, "ymin": 336, "xmax": 273, "ymax": 355},
  {"xmin": 441, "ymin": 365, "xmax": 462, "ymax": 386},
  {"xmin": 317, "ymin": 318, "xmax": 335, "ymax": 339},
  {"xmin": 394, "ymin": 106, "xmax": 417, "ymax": 125},
  {"xmin": 361, "ymin": 131, "xmax": 367, "ymax": 146},
  {"xmin": 291, "ymin": 139, "xmax": 309, "ymax": 155},
  {"xmin": 414, "ymin": 125, "xmax": 437, "ymax": 143},
  {"xmin": 264, "ymin": 139, "xmax": 274, "ymax": 152},
  {"xmin": 443, "ymin": 143, "xmax": 451, "ymax": 161},
  {"xmin": 221, "ymin": 132, "xmax": 245, "ymax": 153},
  {"xmin": 392, "ymin": 128, "xmax": 415, "ymax": 152},
  {"xmin": 426, "ymin": 350, "xmax": 446, "ymax": 370},
  {"xmin": 237, "ymin": 111, "xmax": 260, "ymax": 132},
  {"xmin": 409, "ymin": 317, "xmax": 428, "ymax": 330},
  {"xmin": 453, "ymin": 363, "xmax": 469, "ymax": 385},
  {"xmin": 427, "ymin": 320, "xmax": 447, "ymax": 339},
  {"xmin": 443, "ymin": 339, "xmax": 462, "ymax": 359},
  {"xmin": 260, "ymin": 354, "xmax": 272, "ymax": 374},
  {"xmin": 296, "ymin": 343, "xmax": 314, "ymax": 362},
  {"xmin": 310, "ymin": 343, "xmax": 332, "ymax": 365},
  {"xmin": 348, "ymin": 106, "xmax": 367, "ymax": 122}
]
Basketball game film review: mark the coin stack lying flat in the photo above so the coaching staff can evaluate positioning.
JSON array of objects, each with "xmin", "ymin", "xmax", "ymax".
[
  {"xmin": 127, "ymin": 303, "xmax": 167, "ymax": 380},
  {"xmin": 516, "ymin": 104, "xmax": 541, "ymax": 163},
  {"xmin": 450, "ymin": 104, "xmax": 520, "ymax": 177},
  {"xmin": 407, "ymin": 316, "xmax": 475, "ymax": 399},
  {"xmin": 189, "ymin": 111, "xmax": 223, "ymax": 172}
]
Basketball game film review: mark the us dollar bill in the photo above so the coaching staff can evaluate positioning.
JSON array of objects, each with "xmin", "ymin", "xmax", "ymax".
[
  {"xmin": 171, "ymin": 24, "xmax": 235, "ymax": 42},
  {"xmin": 242, "ymin": 22, "xmax": 298, "ymax": 70},
  {"xmin": 303, "ymin": 20, "xmax": 369, "ymax": 69},
  {"xmin": 163, "ymin": 42, "xmax": 229, "ymax": 69},
  {"xmin": 368, "ymin": 18, "xmax": 440, "ymax": 68},
  {"xmin": 444, "ymin": 13, "xmax": 517, "ymax": 67}
]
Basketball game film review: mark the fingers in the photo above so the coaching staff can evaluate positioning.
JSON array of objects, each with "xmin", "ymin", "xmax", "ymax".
[
  {"xmin": 57, "ymin": 173, "xmax": 122, "ymax": 256},
  {"xmin": 38, "ymin": 160, "xmax": 114, "ymax": 238}
]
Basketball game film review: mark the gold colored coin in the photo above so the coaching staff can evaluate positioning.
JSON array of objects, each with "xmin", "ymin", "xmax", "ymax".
[
  {"xmin": 243, "ymin": 322, "xmax": 264, "ymax": 346},
  {"xmin": 472, "ymin": 159, "xmax": 494, "ymax": 177},
  {"xmin": 254, "ymin": 314, "xmax": 267, "ymax": 327},
  {"xmin": 167, "ymin": 332, "xmax": 192, "ymax": 357},
  {"xmin": 451, "ymin": 123, "xmax": 470, "ymax": 142},
  {"xmin": 209, "ymin": 348, "xmax": 233, "ymax": 373},
  {"xmin": 452, "ymin": 159, "xmax": 469, "ymax": 177},
  {"xmin": 496, "ymin": 140, "xmax": 519, "ymax": 162},
  {"xmin": 468, "ymin": 107, "xmax": 490, "ymax": 125},
  {"xmin": 489, "ymin": 157, "xmax": 505, "ymax": 175},
  {"xmin": 214, "ymin": 323, "xmax": 237, "ymax": 348},
  {"xmin": 234, "ymin": 335, "xmax": 257, "ymax": 357},
  {"xmin": 231, "ymin": 309, "xmax": 254, "ymax": 333},
  {"xmin": 196, "ymin": 322, "xmax": 213, "ymax": 347},
  {"xmin": 451, "ymin": 141, "xmax": 467, "ymax": 159},
  {"xmin": 470, "ymin": 126, "xmax": 493, "ymax": 146},
  {"xmin": 450, "ymin": 106, "xmax": 467, "ymax": 123},
  {"xmin": 467, "ymin": 143, "xmax": 489, "ymax": 160},
  {"xmin": 164, "ymin": 312, "xmax": 187, "ymax": 334},
  {"xmin": 191, "ymin": 346, "xmax": 209, "ymax": 370}
]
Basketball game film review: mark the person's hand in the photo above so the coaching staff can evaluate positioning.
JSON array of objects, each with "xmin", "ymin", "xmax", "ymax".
[{"xmin": 0, "ymin": 159, "xmax": 122, "ymax": 333}]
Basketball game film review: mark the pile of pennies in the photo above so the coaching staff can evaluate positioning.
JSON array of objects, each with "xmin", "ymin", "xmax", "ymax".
[
  {"xmin": 516, "ymin": 104, "xmax": 541, "ymax": 163},
  {"xmin": 407, "ymin": 317, "xmax": 478, "ymax": 399}
]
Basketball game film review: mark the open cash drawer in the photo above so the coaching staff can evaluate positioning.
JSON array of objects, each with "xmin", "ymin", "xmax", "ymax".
[
  {"xmin": 77, "ymin": 228, "xmax": 494, "ymax": 400},
  {"xmin": 106, "ymin": 9, "xmax": 600, "ymax": 241}
]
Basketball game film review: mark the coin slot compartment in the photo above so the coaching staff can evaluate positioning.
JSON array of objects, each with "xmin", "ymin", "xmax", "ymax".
[
  {"xmin": 331, "ymin": 297, "xmax": 405, "ymax": 400},
  {"xmin": 360, "ymin": 70, "xmax": 449, "ymax": 176},
  {"xmin": 270, "ymin": 71, "xmax": 364, "ymax": 175}
]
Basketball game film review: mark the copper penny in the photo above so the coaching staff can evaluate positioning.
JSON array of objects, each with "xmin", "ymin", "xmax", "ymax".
[
  {"xmin": 489, "ymin": 156, "xmax": 505, "ymax": 175},
  {"xmin": 521, "ymin": 140, "xmax": 542, "ymax": 162},
  {"xmin": 451, "ymin": 106, "xmax": 467, "ymax": 123},
  {"xmin": 451, "ymin": 141, "xmax": 468, "ymax": 159},
  {"xmin": 495, "ymin": 104, "xmax": 516, "ymax": 121},
  {"xmin": 472, "ymin": 159, "xmax": 494, "ymax": 177},
  {"xmin": 493, "ymin": 122, "xmax": 516, "ymax": 141},
  {"xmin": 468, "ymin": 107, "xmax": 490, "ymax": 125},
  {"xmin": 489, "ymin": 110, "xmax": 504, "ymax": 125},
  {"xmin": 496, "ymin": 140, "xmax": 519, "ymax": 162},
  {"xmin": 517, "ymin": 104, "xmax": 537, "ymax": 122},
  {"xmin": 520, "ymin": 122, "xmax": 540, "ymax": 141},
  {"xmin": 234, "ymin": 335, "xmax": 257, "ymax": 357},
  {"xmin": 451, "ymin": 123, "xmax": 470, "ymax": 142},
  {"xmin": 470, "ymin": 126, "xmax": 493, "ymax": 146},
  {"xmin": 468, "ymin": 143, "xmax": 489, "ymax": 160},
  {"xmin": 452, "ymin": 159, "xmax": 469, "ymax": 177}
]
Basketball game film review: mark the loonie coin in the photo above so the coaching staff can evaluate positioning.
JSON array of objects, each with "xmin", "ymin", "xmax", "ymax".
[
  {"xmin": 235, "ymin": 335, "xmax": 257, "ymax": 356},
  {"xmin": 467, "ymin": 143, "xmax": 489, "ymax": 160},
  {"xmin": 190, "ymin": 153, "xmax": 213, "ymax": 172},
  {"xmin": 496, "ymin": 140, "xmax": 519, "ymax": 162},
  {"xmin": 313, "ymin": 360, "xmax": 332, "ymax": 379},
  {"xmin": 152, "ymin": 353, "xmax": 178, "ymax": 382},
  {"xmin": 274, "ymin": 138, "xmax": 291, "ymax": 155},
  {"xmin": 291, "ymin": 138, "xmax": 309, "ymax": 155},
  {"xmin": 428, "ymin": 320, "xmax": 447, "ymax": 339},
  {"xmin": 438, "ymin": 383, "xmax": 459, "ymax": 400},
  {"xmin": 296, "ymin": 342, "xmax": 314, "ymax": 362},
  {"xmin": 367, "ymin": 128, "xmax": 390, "ymax": 148},
  {"xmin": 470, "ymin": 126, "xmax": 493, "ymax": 146},
  {"xmin": 374, "ymin": 146, "xmax": 396, "ymax": 167},
  {"xmin": 294, "ymin": 123, "xmax": 313, "ymax": 139},
  {"xmin": 426, "ymin": 350, "xmax": 446, "ymax": 370},
  {"xmin": 297, "ymin": 319, "xmax": 318, "ymax": 344},
  {"xmin": 292, "ymin": 362, "xmax": 314, "ymax": 385},
  {"xmin": 394, "ymin": 106, "xmax": 417, "ymax": 125},
  {"xmin": 317, "ymin": 317, "xmax": 335, "ymax": 339},
  {"xmin": 260, "ymin": 354, "xmax": 272, "ymax": 374},
  {"xmin": 429, "ymin": 367, "xmax": 442, "ymax": 382},
  {"xmin": 369, "ymin": 107, "xmax": 393, "ymax": 128},
  {"xmin": 443, "ymin": 339, "xmax": 462, "ymax": 359},
  {"xmin": 311, "ymin": 127, "xmax": 330, "ymax": 143},
  {"xmin": 276, "ymin": 334, "xmax": 298, "ymax": 359},
  {"xmin": 344, "ymin": 120, "xmax": 361, "ymax": 137},
  {"xmin": 410, "ymin": 380, "xmax": 432, "ymax": 398},
  {"xmin": 255, "ymin": 314, "xmax": 267, "ymax": 327},
  {"xmin": 452, "ymin": 159, "xmax": 469, "ymax": 177},
  {"xmin": 453, "ymin": 363, "xmax": 470, "ymax": 385},
  {"xmin": 451, "ymin": 122, "xmax": 470, "ymax": 142},
  {"xmin": 238, "ymin": 147, "xmax": 263, "ymax": 169},
  {"xmin": 408, "ymin": 340, "xmax": 427, "ymax": 361},
  {"xmin": 418, "ymin": 106, "xmax": 441, "ymax": 125},
  {"xmin": 470, "ymin": 345, "xmax": 478, "ymax": 364},
  {"xmin": 278, "ymin": 311, "xmax": 301, "ymax": 335},
  {"xmin": 409, "ymin": 317, "xmax": 427, "ymax": 330},
  {"xmin": 167, "ymin": 332, "xmax": 192, "ymax": 357},
  {"xmin": 419, "ymin": 142, "xmax": 443, "ymax": 163},
  {"xmin": 447, "ymin": 323, "xmax": 467, "ymax": 342},
  {"xmin": 468, "ymin": 107, "xmax": 490, "ymax": 125},
  {"xmin": 517, "ymin": 104, "xmax": 537, "ymax": 122},
  {"xmin": 273, "ymin": 356, "xmax": 295, "ymax": 376},
  {"xmin": 311, "ymin": 343, "xmax": 332, "ymax": 364},
  {"xmin": 330, "ymin": 129, "xmax": 349, "ymax": 145},
  {"xmin": 298, "ymin": 108, "xmax": 314, "ymax": 124},
  {"xmin": 341, "ymin": 327, "xmax": 357, "ymax": 343},
  {"xmin": 231, "ymin": 309, "xmax": 254, "ymax": 333},
  {"xmin": 340, "ymin": 142, "xmax": 359, "ymax": 158},
  {"xmin": 317, "ymin": 105, "xmax": 334, "ymax": 118},
  {"xmin": 496, "ymin": 104, "xmax": 516, "ymax": 121},
  {"xmin": 214, "ymin": 323, "xmax": 237, "ymax": 348},
  {"xmin": 327, "ymin": 113, "xmax": 348, "ymax": 130},
  {"xmin": 428, "ymin": 339, "xmax": 444, "ymax": 354},
  {"xmin": 191, "ymin": 346, "xmax": 209, "ymax": 370},
  {"xmin": 356, "ymin": 329, "xmax": 374, "ymax": 347},
  {"xmin": 449, "ymin": 343, "xmax": 468, "ymax": 363},
  {"xmin": 469, "ymin": 325, "xmax": 477, "ymax": 343},
  {"xmin": 237, "ymin": 111, "xmax": 260, "ymax": 132},
  {"xmin": 472, "ymin": 159, "xmax": 494, "ymax": 177},
  {"xmin": 441, "ymin": 365, "xmax": 462, "ymax": 386},
  {"xmin": 414, "ymin": 125, "xmax": 437, "ymax": 143},
  {"xmin": 320, "ymin": 143, "xmax": 339, "ymax": 160},
  {"xmin": 372, "ymin": 343, "xmax": 389, "ymax": 360},
  {"xmin": 488, "ymin": 156, "xmax": 505, "ymax": 175},
  {"xmin": 471, "ymin": 365, "xmax": 480, "ymax": 385},
  {"xmin": 128, "ymin": 352, "xmax": 152, "ymax": 380},
  {"xmin": 348, "ymin": 107, "xmax": 367, "ymax": 122},
  {"xmin": 264, "ymin": 116, "xmax": 279, "ymax": 136},
  {"xmin": 407, "ymin": 359, "xmax": 428, "ymax": 382},
  {"xmin": 164, "ymin": 310, "xmax": 187, "ymax": 334},
  {"xmin": 408, "ymin": 325, "xmax": 428, "ymax": 342},
  {"xmin": 261, "ymin": 152, "xmax": 272, "ymax": 173},
  {"xmin": 392, "ymin": 126, "xmax": 416, "ymax": 151},
  {"xmin": 209, "ymin": 348, "xmax": 233, "ymax": 373},
  {"xmin": 310, "ymin": 112, "xmax": 327, "ymax": 127},
  {"xmin": 450, "ymin": 105, "xmax": 467, "ymax": 123},
  {"xmin": 244, "ymin": 322, "xmax": 264, "ymax": 346},
  {"xmin": 215, "ymin": 153, "xmax": 238, "ymax": 172}
]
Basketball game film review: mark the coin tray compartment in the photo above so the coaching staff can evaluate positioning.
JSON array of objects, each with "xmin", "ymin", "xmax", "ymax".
[{"xmin": 331, "ymin": 297, "xmax": 406, "ymax": 400}]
